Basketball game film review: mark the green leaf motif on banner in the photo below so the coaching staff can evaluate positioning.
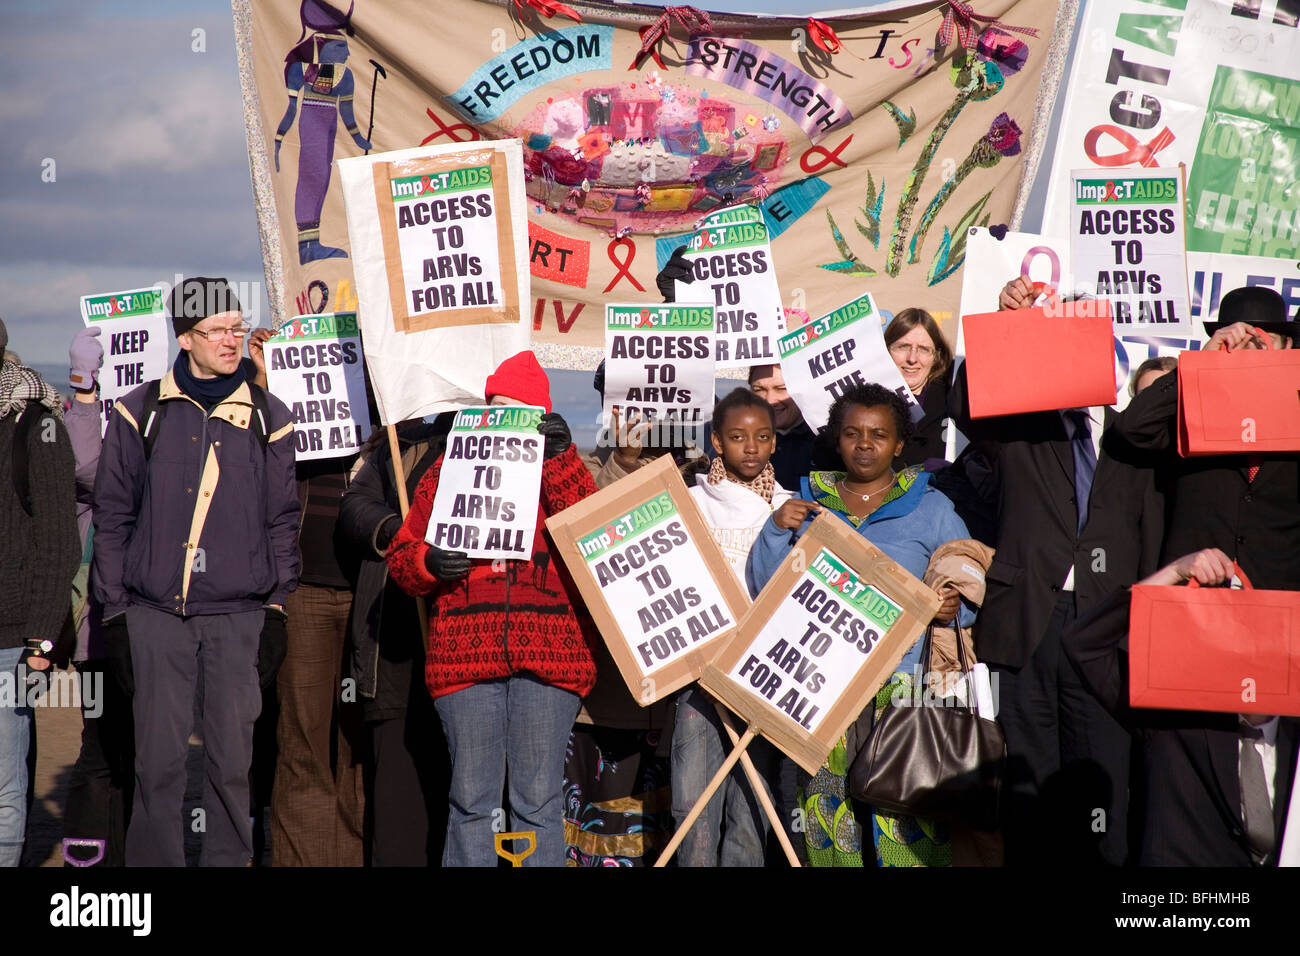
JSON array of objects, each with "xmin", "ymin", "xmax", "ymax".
[
  {"xmin": 882, "ymin": 101, "xmax": 916, "ymax": 149},
  {"xmin": 855, "ymin": 171, "xmax": 884, "ymax": 248}
]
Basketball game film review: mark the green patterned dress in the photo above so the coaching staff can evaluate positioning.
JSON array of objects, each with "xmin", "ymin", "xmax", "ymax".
[{"xmin": 798, "ymin": 470, "xmax": 952, "ymax": 868}]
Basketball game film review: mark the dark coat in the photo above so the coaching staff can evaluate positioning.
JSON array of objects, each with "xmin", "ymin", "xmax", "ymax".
[
  {"xmin": 1112, "ymin": 369, "xmax": 1300, "ymax": 591},
  {"xmin": 949, "ymin": 364, "xmax": 1165, "ymax": 668},
  {"xmin": 897, "ymin": 375, "xmax": 950, "ymax": 468},
  {"xmin": 338, "ymin": 421, "xmax": 446, "ymax": 721},
  {"xmin": 1064, "ymin": 587, "xmax": 1299, "ymax": 866}
]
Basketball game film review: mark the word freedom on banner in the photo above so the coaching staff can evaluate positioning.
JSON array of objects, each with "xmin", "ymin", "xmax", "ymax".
[
  {"xmin": 778, "ymin": 292, "xmax": 919, "ymax": 432},
  {"xmin": 264, "ymin": 312, "xmax": 372, "ymax": 461},
  {"xmin": 426, "ymin": 405, "xmax": 544, "ymax": 561},
  {"xmin": 80, "ymin": 287, "xmax": 169, "ymax": 435},
  {"xmin": 603, "ymin": 303, "xmax": 716, "ymax": 436},
  {"xmin": 672, "ymin": 205, "xmax": 783, "ymax": 368},
  {"xmin": 1070, "ymin": 169, "xmax": 1192, "ymax": 336}
]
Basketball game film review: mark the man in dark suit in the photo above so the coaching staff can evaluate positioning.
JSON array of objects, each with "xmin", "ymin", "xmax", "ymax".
[
  {"xmin": 1113, "ymin": 287, "xmax": 1300, "ymax": 596},
  {"xmin": 948, "ymin": 280, "xmax": 1166, "ymax": 865},
  {"xmin": 1064, "ymin": 548, "xmax": 1297, "ymax": 866}
]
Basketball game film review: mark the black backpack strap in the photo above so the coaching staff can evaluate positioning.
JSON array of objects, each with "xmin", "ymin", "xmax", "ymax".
[
  {"xmin": 11, "ymin": 405, "xmax": 44, "ymax": 516},
  {"xmin": 247, "ymin": 383, "xmax": 271, "ymax": 450},
  {"xmin": 139, "ymin": 380, "xmax": 163, "ymax": 460}
]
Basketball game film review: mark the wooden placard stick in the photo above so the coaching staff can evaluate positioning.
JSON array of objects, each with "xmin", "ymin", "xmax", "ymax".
[
  {"xmin": 386, "ymin": 422, "xmax": 429, "ymax": 636},
  {"xmin": 712, "ymin": 700, "xmax": 801, "ymax": 867},
  {"xmin": 654, "ymin": 725, "xmax": 756, "ymax": 868}
]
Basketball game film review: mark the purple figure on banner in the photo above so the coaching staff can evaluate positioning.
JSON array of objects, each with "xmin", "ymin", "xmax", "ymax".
[{"xmin": 273, "ymin": 0, "xmax": 372, "ymax": 264}]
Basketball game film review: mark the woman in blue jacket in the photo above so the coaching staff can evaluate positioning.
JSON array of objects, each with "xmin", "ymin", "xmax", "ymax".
[{"xmin": 747, "ymin": 382, "xmax": 974, "ymax": 867}]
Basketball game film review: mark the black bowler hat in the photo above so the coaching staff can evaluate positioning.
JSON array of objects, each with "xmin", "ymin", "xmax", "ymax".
[{"xmin": 1204, "ymin": 286, "xmax": 1299, "ymax": 339}]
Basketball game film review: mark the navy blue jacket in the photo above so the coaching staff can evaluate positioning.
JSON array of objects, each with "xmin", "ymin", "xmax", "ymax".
[{"xmin": 92, "ymin": 370, "xmax": 300, "ymax": 618}]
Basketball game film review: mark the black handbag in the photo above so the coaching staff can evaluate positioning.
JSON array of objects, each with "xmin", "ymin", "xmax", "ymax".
[{"xmin": 847, "ymin": 625, "xmax": 1005, "ymax": 831}]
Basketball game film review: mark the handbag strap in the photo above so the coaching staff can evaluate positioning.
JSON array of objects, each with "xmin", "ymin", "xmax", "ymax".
[
  {"xmin": 1187, "ymin": 562, "xmax": 1254, "ymax": 590},
  {"xmin": 922, "ymin": 622, "xmax": 979, "ymax": 716}
]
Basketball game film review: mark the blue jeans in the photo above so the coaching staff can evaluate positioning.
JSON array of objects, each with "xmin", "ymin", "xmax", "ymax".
[
  {"xmin": 0, "ymin": 647, "xmax": 32, "ymax": 867},
  {"xmin": 434, "ymin": 674, "xmax": 580, "ymax": 867},
  {"xmin": 670, "ymin": 687, "xmax": 775, "ymax": 867}
]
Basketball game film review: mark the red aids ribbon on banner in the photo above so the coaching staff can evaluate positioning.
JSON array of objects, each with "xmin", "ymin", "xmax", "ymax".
[
  {"xmin": 603, "ymin": 238, "xmax": 646, "ymax": 293},
  {"xmin": 937, "ymin": 0, "xmax": 1039, "ymax": 50},
  {"xmin": 800, "ymin": 134, "xmax": 853, "ymax": 174},
  {"xmin": 420, "ymin": 107, "xmax": 482, "ymax": 145},
  {"xmin": 1083, "ymin": 125, "xmax": 1175, "ymax": 168}
]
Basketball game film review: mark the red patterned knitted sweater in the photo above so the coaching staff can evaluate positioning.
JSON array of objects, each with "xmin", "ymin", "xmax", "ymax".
[{"xmin": 386, "ymin": 444, "xmax": 598, "ymax": 699}]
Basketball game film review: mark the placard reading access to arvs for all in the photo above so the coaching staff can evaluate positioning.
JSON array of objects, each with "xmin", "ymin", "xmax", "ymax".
[
  {"xmin": 725, "ymin": 546, "xmax": 903, "ymax": 734},
  {"xmin": 392, "ymin": 164, "xmax": 504, "ymax": 318},
  {"xmin": 577, "ymin": 491, "xmax": 735, "ymax": 676},
  {"xmin": 603, "ymin": 303, "xmax": 716, "ymax": 428},
  {"xmin": 425, "ymin": 405, "xmax": 544, "ymax": 561}
]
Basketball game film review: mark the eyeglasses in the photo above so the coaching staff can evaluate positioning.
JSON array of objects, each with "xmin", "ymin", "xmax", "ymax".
[
  {"xmin": 889, "ymin": 342, "xmax": 935, "ymax": 359},
  {"xmin": 189, "ymin": 323, "xmax": 251, "ymax": 341}
]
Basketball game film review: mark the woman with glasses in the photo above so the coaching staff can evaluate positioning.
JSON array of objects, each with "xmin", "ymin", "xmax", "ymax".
[{"xmin": 884, "ymin": 309, "xmax": 954, "ymax": 468}]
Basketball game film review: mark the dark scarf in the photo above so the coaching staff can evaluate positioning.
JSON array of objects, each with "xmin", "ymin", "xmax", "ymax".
[{"xmin": 172, "ymin": 352, "xmax": 245, "ymax": 410}]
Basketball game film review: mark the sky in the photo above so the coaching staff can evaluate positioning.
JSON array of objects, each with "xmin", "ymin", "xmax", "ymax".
[{"xmin": 0, "ymin": 0, "xmax": 1073, "ymax": 438}]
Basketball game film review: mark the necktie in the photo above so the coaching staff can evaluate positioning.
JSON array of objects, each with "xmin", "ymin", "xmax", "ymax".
[
  {"xmin": 1247, "ymin": 454, "xmax": 1264, "ymax": 483},
  {"xmin": 1239, "ymin": 722, "xmax": 1274, "ymax": 865},
  {"xmin": 1066, "ymin": 410, "xmax": 1096, "ymax": 535}
]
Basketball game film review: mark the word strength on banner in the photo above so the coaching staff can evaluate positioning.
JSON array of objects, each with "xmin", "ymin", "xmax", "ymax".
[
  {"xmin": 546, "ymin": 456, "xmax": 749, "ymax": 705},
  {"xmin": 604, "ymin": 303, "xmax": 715, "ymax": 433},
  {"xmin": 700, "ymin": 513, "xmax": 938, "ymax": 774},
  {"xmin": 1070, "ymin": 169, "xmax": 1192, "ymax": 335},
  {"xmin": 372, "ymin": 146, "xmax": 522, "ymax": 334},
  {"xmin": 80, "ymin": 287, "xmax": 169, "ymax": 434},
  {"xmin": 426, "ymin": 405, "xmax": 544, "ymax": 561},
  {"xmin": 671, "ymin": 205, "xmax": 783, "ymax": 368},
  {"xmin": 777, "ymin": 292, "xmax": 919, "ymax": 432},
  {"xmin": 264, "ymin": 312, "xmax": 371, "ymax": 461}
]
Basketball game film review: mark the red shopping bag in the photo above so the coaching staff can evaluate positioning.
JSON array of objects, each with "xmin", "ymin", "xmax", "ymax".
[
  {"xmin": 962, "ymin": 301, "xmax": 1117, "ymax": 418},
  {"xmin": 1177, "ymin": 330, "xmax": 1300, "ymax": 456},
  {"xmin": 1129, "ymin": 566, "xmax": 1300, "ymax": 716}
]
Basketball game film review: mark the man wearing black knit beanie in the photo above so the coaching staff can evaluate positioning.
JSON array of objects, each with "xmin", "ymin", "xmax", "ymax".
[{"xmin": 92, "ymin": 277, "xmax": 301, "ymax": 866}]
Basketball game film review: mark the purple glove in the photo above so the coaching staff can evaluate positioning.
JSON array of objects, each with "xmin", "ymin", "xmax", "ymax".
[{"xmin": 70, "ymin": 326, "xmax": 103, "ymax": 390}]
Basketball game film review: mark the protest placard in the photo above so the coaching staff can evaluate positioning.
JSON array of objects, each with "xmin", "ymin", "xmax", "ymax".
[
  {"xmin": 426, "ymin": 405, "xmax": 544, "ymax": 561},
  {"xmin": 603, "ymin": 303, "xmax": 715, "ymax": 444},
  {"xmin": 777, "ymin": 292, "xmax": 920, "ymax": 432},
  {"xmin": 80, "ymin": 287, "xmax": 169, "ymax": 434},
  {"xmin": 374, "ymin": 149, "xmax": 520, "ymax": 334},
  {"xmin": 699, "ymin": 512, "xmax": 939, "ymax": 775},
  {"xmin": 263, "ymin": 312, "xmax": 371, "ymax": 461},
  {"xmin": 671, "ymin": 205, "xmax": 783, "ymax": 368},
  {"xmin": 337, "ymin": 141, "xmax": 530, "ymax": 425},
  {"xmin": 545, "ymin": 455, "xmax": 749, "ymax": 705},
  {"xmin": 1069, "ymin": 169, "xmax": 1193, "ymax": 337}
]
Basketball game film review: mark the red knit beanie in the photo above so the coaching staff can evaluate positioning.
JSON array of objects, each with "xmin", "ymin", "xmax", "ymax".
[{"xmin": 484, "ymin": 350, "xmax": 552, "ymax": 413}]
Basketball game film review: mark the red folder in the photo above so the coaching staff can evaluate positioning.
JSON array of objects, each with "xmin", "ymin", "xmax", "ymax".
[
  {"xmin": 962, "ymin": 302, "xmax": 1117, "ymax": 418},
  {"xmin": 1177, "ymin": 334, "xmax": 1300, "ymax": 456},
  {"xmin": 1129, "ymin": 568, "xmax": 1300, "ymax": 717}
]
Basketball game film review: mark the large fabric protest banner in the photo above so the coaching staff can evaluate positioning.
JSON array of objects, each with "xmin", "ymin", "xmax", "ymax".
[
  {"xmin": 264, "ymin": 311, "xmax": 372, "ymax": 460},
  {"xmin": 79, "ymin": 288, "xmax": 169, "ymax": 434},
  {"xmin": 1041, "ymin": 0, "xmax": 1300, "ymax": 333},
  {"xmin": 235, "ymin": 0, "xmax": 1077, "ymax": 370},
  {"xmin": 336, "ymin": 140, "xmax": 531, "ymax": 424}
]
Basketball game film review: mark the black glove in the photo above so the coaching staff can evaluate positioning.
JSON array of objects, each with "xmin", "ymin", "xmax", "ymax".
[
  {"xmin": 538, "ymin": 412, "xmax": 572, "ymax": 459},
  {"xmin": 656, "ymin": 245, "xmax": 695, "ymax": 302},
  {"xmin": 257, "ymin": 608, "xmax": 288, "ymax": 690},
  {"xmin": 425, "ymin": 546, "xmax": 471, "ymax": 581},
  {"xmin": 103, "ymin": 615, "xmax": 134, "ymax": 698}
]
